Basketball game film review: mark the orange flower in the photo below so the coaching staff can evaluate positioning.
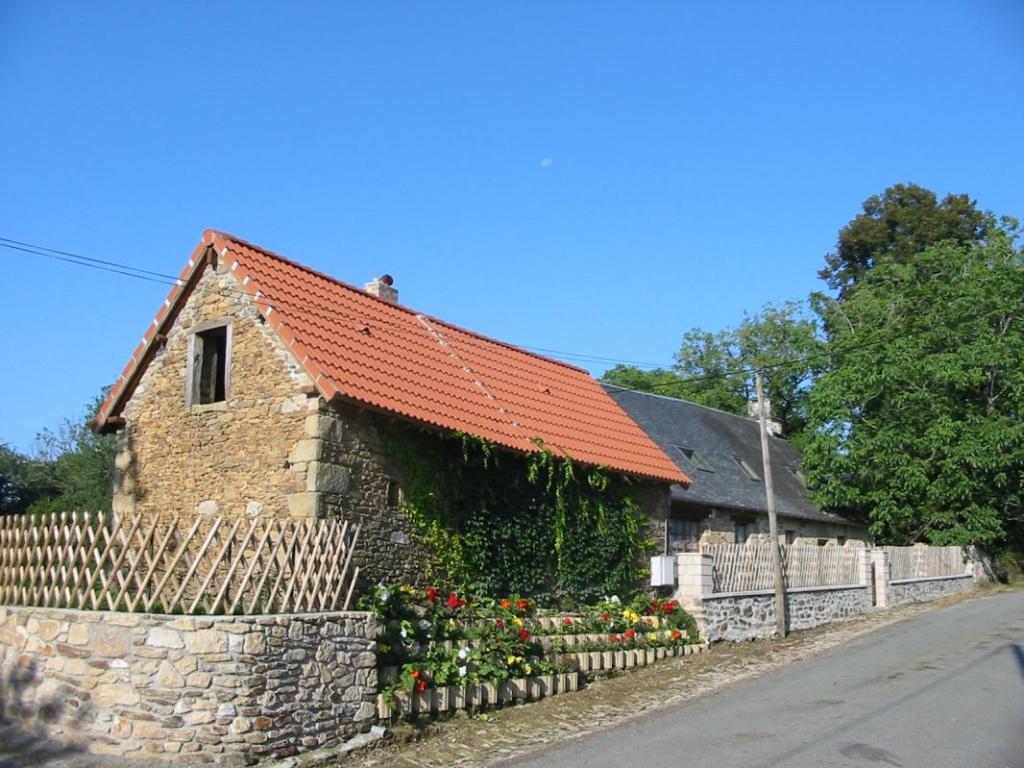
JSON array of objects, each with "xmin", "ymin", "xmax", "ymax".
[
  {"xmin": 500, "ymin": 599, "xmax": 513, "ymax": 610},
  {"xmin": 516, "ymin": 599, "xmax": 529, "ymax": 611},
  {"xmin": 624, "ymin": 629, "xmax": 635, "ymax": 639}
]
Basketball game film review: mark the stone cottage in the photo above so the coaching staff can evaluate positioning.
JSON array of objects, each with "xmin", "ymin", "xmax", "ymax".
[
  {"xmin": 604, "ymin": 385, "xmax": 870, "ymax": 551},
  {"xmin": 94, "ymin": 230, "xmax": 688, "ymax": 587}
]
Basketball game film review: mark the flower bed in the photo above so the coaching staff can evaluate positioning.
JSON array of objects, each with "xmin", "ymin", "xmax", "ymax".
[{"xmin": 361, "ymin": 586, "xmax": 703, "ymax": 721}]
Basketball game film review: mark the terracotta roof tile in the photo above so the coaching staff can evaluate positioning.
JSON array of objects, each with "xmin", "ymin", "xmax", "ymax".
[{"xmin": 97, "ymin": 230, "xmax": 688, "ymax": 484}]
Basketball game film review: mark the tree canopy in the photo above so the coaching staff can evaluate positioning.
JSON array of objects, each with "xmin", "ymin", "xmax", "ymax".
[
  {"xmin": 820, "ymin": 183, "xmax": 994, "ymax": 299},
  {"xmin": 0, "ymin": 391, "xmax": 115, "ymax": 516},
  {"xmin": 603, "ymin": 301, "xmax": 822, "ymax": 438},
  {"xmin": 804, "ymin": 227, "xmax": 1024, "ymax": 546}
]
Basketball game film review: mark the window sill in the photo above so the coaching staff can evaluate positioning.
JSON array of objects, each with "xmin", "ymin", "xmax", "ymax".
[{"xmin": 190, "ymin": 401, "xmax": 228, "ymax": 414}]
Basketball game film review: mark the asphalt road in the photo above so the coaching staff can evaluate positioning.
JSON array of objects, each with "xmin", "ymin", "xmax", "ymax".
[{"xmin": 510, "ymin": 591, "xmax": 1024, "ymax": 768}]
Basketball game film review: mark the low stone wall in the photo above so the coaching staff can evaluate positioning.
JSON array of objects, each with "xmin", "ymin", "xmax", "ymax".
[
  {"xmin": 696, "ymin": 585, "xmax": 872, "ymax": 642},
  {"xmin": 0, "ymin": 607, "xmax": 378, "ymax": 764},
  {"xmin": 888, "ymin": 575, "xmax": 974, "ymax": 606}
]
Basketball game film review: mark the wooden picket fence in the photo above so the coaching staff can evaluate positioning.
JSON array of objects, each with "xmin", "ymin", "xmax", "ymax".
[
  {"xmin": 884, "ymin": 546, "xmax": 965, "ymax": 581},
  {"xmin": 703, "ymin": 543, "xmax": 861, "ymax": 593},
  {"xmin": 0, "ymin": 512, "xmax": 360, "ymax": 615}
]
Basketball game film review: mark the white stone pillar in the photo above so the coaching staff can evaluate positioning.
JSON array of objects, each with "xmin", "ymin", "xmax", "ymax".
[
  {"xmin": 674, "ymin": 552, "xmax": 713, "ymax": 611},
  {"xmin": 857, "ymin": 548, "xmax": 872, "ymax": 586},
  {"xmin": 870, "ymin": 549, "xmax": 890, "ymax": 608}
]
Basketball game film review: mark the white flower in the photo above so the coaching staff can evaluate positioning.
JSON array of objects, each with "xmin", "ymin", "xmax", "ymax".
[
  {"xmin": 458, "ymin": 647, "xmax": 469, "ymax": 660},
  {"xmin": 379, "ymin": 587, "xmax": 390, "ymax": 603},
  {"xmin": 400, "ymin": 627, "xmax": 408, "ymax": 639},
  {"xmin": 458, "ymin": 665, "xmax": 467, "ymax": 678},
  {"xmin": 418, "ymin": 619, "xmax": 431, "ymax": 630},
  {"xmin": 609, "ymin": 595, "xmax": 621, "ymax": 605}
]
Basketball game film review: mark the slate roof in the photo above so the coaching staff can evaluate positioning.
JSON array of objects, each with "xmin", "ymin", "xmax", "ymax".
[
  {"xmin": 96, "ymin": 230, "xmax": 688, "ymax": 484},
  {"xmin": 603, "ymin": 384, "xmax": 861, "ymax": 525}
]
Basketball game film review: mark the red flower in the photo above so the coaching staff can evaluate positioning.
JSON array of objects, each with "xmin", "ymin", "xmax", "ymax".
[
  {"xmin": 601, "ymin": 613, "xmax": 611, "ymax": 622},
  {"xmin": 426, "ymin": 587, "xmax": 439, "ymax": 603},
  {"xmin": 624, "ymin": 629, "xmax": 635, "ymax": 639},
  {"xmin": 500, "ymin": 599, "xmax": 513, "ymax": 610},
  {"xmin": 562, "ymin": 617, "xmax": 572, "ymax": 626},
  {"xmin": 518, "ymin": 628, "xmax": 530, "ymax": 641},
  {"xmin": 610, "ymin": 634, "xmax": 620, "ymax": 644},
  {"xmin": 496, "ymin": 619, "xmax": 506, "ymax": 629},
  {"xmin": 516, "ymin": 599, "xmax": 529, "ymax": 612},
  {"xmin": 662, "ymin": 600, "xmax": 678, "ymax": 614},
  {"xmin": 671, "ymin": 629, "xmax": 682, "ymax": 640},
  {"xmin": 414, "ymin": 679, "xmax": 427, "ymax": 693},
  {"xmin": 410, "ymin": 669, "xmax": 421, "ymax": 678},
  {"xmin": 446, "ymin": 593, "xmax": 460, "ymax": 609}
]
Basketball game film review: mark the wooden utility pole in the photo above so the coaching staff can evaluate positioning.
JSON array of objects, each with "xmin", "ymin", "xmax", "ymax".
[{"xmin": 754, "ymin": 370, "xmax": 787, "ymax": 637}]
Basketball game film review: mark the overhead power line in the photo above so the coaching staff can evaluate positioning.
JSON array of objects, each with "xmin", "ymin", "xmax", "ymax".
[
  {"xmin": 2, "ymin": 233, "xmax": 947, "ymax": 394},
  {"xmin": 0, "ymin": 235, "xmax": 681, "ymax": 370}
]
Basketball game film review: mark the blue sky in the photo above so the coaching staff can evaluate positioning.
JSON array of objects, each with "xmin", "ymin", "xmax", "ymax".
[{"xmin": 1, "ymin": 1, "xmax": 1022, "ymax": 451}]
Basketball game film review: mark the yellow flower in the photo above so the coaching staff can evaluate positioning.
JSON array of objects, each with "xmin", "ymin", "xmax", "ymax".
[
  {"xmin": 511, "ymin": 616, "xmax": 523, "ymax": 626},
  {"xmin": 399, "ymin": 585, "xmax": 415, "ymax": 594},
  {"xmin": 623, "ymin": 610, "xmax": 639, "ymax": 623},
  {"xmin": 506, "ymin": 655, "xmax": 521, "ymax": 666},
  {"xmin": 524, "ymin": 664, "xmax": 533, "ymax": 676}
]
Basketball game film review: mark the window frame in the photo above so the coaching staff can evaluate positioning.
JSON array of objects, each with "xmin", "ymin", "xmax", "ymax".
[
  {"xmin": 674, "ymin": 445, "xmax": 715, "ymax": 473},
  {"xmin": 733, "ymin": 455, "xmax": 762, "ymax": 482},
  {"xmin": 186, "ymin": 320, "xmax": 233, "ymax": 408}
]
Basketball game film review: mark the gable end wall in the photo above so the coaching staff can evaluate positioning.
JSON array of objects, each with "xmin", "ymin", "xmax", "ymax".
[{"xmin": 111, "ymin": 261, "xmax": 435, "ymax": 590}]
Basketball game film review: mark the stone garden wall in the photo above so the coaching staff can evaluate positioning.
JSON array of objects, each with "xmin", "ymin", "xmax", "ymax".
[
  {"xmin": 0, "ymin": 606, "xmax": 378, "ymax": 764},
  {"xmin": 696, "ymin": 585, "xmax": 872, "ymax": 642},
  {"xmin": 888, "ymin": 575, "xmax": 974, "ymax": 606}
]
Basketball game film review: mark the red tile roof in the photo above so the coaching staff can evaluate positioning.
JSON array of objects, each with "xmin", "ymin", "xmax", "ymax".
[{"xmin": 96, "ymin": 230, "xmax": 689, "ymax": 484}]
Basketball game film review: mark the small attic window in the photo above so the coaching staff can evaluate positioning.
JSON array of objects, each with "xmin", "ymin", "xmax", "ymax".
[
  {"xmin": 190, "ymin": 325, "xmax": 231, "ymax": 405},
  {"xmin": 733, "ymin": 455, "xmax": 761, "ymax": 482},
  {"xmin": 675, "ymin": 445, "xmax": 714, "ymax": 473}
]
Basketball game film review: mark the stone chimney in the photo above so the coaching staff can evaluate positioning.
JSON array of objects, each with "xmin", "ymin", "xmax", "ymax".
[
  {"xmin": 364, "ymin": 274, "xmax": 398, "ymax": 303},
  {"xmin": 748, "ymin": 398, "xmax": 783, "ymax": 437}
]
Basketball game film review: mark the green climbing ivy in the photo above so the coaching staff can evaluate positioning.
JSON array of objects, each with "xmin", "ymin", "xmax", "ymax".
[{"xmin": 383, "ymin": 427, "xmax": 653, "ymax": 605}]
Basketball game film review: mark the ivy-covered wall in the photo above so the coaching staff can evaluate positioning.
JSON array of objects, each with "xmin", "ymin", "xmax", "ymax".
[{"xmin": 384, "ymin": 426, "xmax": 668, "ymax": 604}]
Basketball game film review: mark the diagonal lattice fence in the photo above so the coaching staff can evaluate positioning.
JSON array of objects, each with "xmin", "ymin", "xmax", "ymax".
[
  {"xmin": 702, "ymin": 543, "xmax": 862, "ymax": 594},
  {"xmin": 0, "ymin": 512, "xmax": 360, "ymax": 615}
]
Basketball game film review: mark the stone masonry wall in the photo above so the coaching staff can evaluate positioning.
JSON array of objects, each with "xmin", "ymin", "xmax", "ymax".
[
  {"xmin": 319, "ymin": 409, "xmax": 437, "ymax": 590},
  {"xmin": 888, "ymin": 575, "xmax": 974, "ymax": 606},
  {"xmin": 696, "ymin": 586, "xmax": 872, "ymax": 642},
  {"xmin": 0, "ymin": 607, "xmax": 378, "ymax": 764},
  {"xmin": 692, "ymin": 507, "xmax": 870, "ymax": 548},
  {"xmin": 115, "ymin": 260, "xmax": 317, "ymax": 518}
]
